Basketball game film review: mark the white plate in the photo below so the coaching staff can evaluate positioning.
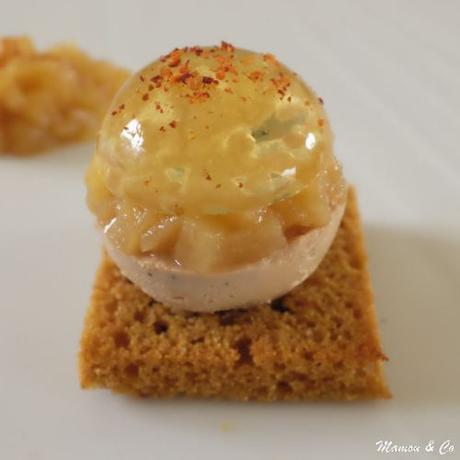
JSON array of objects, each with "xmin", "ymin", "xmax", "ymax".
[{"xmin": 1, "ymin": 1, "xmax": 459, "ymax": 459}]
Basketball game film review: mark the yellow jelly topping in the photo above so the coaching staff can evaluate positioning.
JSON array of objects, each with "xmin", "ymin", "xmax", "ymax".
[{"xmin": 86, "ymin": 43, "xmax": 346, "ymax": 273}]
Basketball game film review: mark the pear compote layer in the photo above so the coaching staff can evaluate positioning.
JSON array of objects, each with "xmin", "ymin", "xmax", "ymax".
[{"xmin": 86, "ymin": 43, "xmax": 346, "ymax": 274}]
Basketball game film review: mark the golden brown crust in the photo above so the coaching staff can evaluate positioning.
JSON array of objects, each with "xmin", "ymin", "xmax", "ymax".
[{"xmin": 79, "ymin": 188, "xmax": 390, "ymax": 400}]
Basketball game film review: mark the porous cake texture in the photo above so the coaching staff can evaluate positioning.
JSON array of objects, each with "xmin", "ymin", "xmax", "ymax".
[{"xmin": 79, "ymin": 188, "xmax": 390, "ymax": 401}]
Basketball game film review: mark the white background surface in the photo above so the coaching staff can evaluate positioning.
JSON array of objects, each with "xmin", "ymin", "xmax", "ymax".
[{"xmin": 1, "ymin": 1, "xmax": 459, "ymax": 459}]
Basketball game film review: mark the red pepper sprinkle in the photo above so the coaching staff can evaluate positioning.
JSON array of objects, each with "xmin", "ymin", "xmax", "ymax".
[
  {"xmin": 202, "ymin": 76, "xmax": 217, "ymax": 84},
  {"xmin": 169, "ymin": 120, "xmax": 177, "ymax": 128},
  {"xmin": 135, "ymin": 43, "xmax": 293, "ymax": 106},
  {"xmin": 177, "ymin": 72, "xmax": 192, "ymax": 83},
  {"xmin": 179, "ymin": 60, "xmax": 190, "ymax": 73},
  {"xmin": 169, "ymin": 58, "xmax": 181, "ymax": 68},
  {"xmin": 220, "ymin": 41, "xmax": 235, "ymax": 52},
  {"xmin": 142, "ymin": 93, "xmax": 149, "ymax": 101},
  {"xmin": 318, "ymin": 97, "xmax": 324, "ymax": 104},
  {"xmin": 248, "ymin": 70, "xmax": 263, "ymax": 81},
  {"xmin": 263, "ymin": 53, "xmax": 277, "ymax": 63}
]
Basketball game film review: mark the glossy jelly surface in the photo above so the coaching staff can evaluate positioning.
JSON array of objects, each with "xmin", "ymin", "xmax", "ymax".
[{"xmin": 86, "ymin": 43, "xmax": 345, "ymax": 272}]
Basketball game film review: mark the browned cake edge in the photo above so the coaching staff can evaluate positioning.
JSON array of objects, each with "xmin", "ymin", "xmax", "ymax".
[{"xmin": 79, "ymin": 188, "xmax": 390, "ymax": 401}]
